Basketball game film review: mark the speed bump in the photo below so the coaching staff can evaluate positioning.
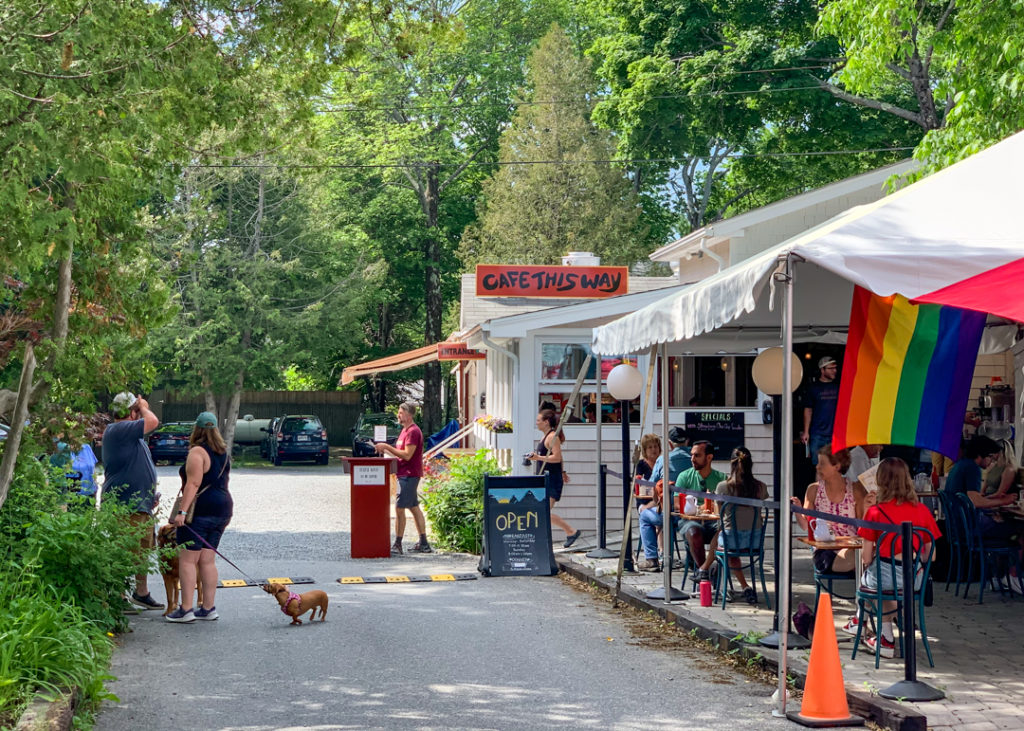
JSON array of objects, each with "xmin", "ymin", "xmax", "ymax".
[
  {"xmin": 337, "ymin": 573, "xmax": 477, "ymax": 585},
  {"xmin": 216, "ymin": 576, "xmax": 316, "ymax": 588}
]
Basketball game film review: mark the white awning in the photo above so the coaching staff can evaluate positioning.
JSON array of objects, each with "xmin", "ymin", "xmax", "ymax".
[{"xmin": 594, "ymin": 131, "xmax": 1024, "ymax": 354}]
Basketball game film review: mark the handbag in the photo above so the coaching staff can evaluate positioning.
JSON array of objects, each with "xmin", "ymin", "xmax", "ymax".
[{"xmin": 170, "ymin": 456, "xmax": 228, "ymax": 524}]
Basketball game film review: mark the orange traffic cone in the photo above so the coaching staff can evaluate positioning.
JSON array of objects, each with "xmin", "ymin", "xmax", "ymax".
[{"xmin": 786, "ymin": 592, "xmax": 864, "ymax": 727}]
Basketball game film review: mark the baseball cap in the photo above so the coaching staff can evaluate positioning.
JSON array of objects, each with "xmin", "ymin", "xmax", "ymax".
[
  {"xmin": 668, "ymin": 426, "xmax": 687, "ymax": 444},
  {"xmin": 111, "ymin": 391, "xmax": 138, "ymax": 417},
  {"xmin": 818, "ymin": 356, "xmax": 837, "ymax": 369},
  {"xmin": 195, "ymin": 411, "xmax": 218, "ymax": 428}
]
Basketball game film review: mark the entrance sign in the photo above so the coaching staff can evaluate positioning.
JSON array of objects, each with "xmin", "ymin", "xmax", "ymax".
[
  {"xmin": 352, "ymin": 465, "xmax": 386, "ymax": 485},
  {"xmin": 437, "ymin": 342, "xmax": 486, "ymax": 360},
  {"xmin": 476, "ymin": 264, "xmax": 628, "ymax": 299},
  {"xmin": 479, "ymin": 475, "xmax": 558, "ymax": 576},
  {"xmin": 685, "ymin": 411, "xmax": 745, "ymax": 459}
]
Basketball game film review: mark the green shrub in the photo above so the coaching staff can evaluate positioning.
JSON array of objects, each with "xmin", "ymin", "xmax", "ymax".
[
  {"xmin": 421, "ymin": 450, "xmax": 508, "ymax": 553},
  {"xmin": 0, "ymin": 455, "xmax": 146, "ymax": 726},
  {"xmin": 0, "ymin": 561, "xmax": 118, "ymax": 727}
]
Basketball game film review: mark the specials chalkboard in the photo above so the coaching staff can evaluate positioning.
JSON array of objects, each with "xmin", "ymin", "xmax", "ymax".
[
  {"xmin": 478, "ymin": 475, "xmax": 558, "ymax": 577},
  {"xmin": 684, "ymin": 411, "xmax": 745, "ymax": 460}
]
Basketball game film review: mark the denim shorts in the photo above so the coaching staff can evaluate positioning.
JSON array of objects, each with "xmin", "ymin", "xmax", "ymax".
[
  {"xmin": 177, "ymin": 514, "xmax": 231, "ymax": 552},
  {"xmin": 861, "ymin": 558, "xmax": 923, "ymax": 594},
  {"xmin": 722, "ymin": 528, "xmax": 756, "ymax": 552}
]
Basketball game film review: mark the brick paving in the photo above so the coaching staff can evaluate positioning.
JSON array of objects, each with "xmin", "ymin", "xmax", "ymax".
[{"xmin": 560, "ymin": 529, "xmax": 1024, "ymax": 731}]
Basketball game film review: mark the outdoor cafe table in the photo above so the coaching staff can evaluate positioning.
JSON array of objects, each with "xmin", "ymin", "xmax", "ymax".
[{"xmin": 797, "ymin": 535, "xmax": 864, "ymax": 594}]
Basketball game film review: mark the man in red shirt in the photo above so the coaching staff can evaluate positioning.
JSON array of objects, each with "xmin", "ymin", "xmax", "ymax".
[{"xmin": 375, "ymin": 402, "xmax": 431, "ymax": 554}]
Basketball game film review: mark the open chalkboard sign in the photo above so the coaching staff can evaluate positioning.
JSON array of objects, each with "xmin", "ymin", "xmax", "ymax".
[
  {"xmin": 684, "ymin": 411, "xmax": 745, "ymax": 460},
  {"xmin": 478, "ymin": 475, "xmax": 558, "ymax": 577}
]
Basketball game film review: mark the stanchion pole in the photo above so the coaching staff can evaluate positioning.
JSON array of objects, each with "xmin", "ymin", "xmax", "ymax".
[
  {"xmin": 587, "ymin": 465, "xmax": 618, "ymax": 558},
  {"xmin": 879, "ymin": 522, "xmax": 944, "ymax": 702},
  {"xmin": 648, "ymin": 342, "xmax": 688, "ymax": 601}
]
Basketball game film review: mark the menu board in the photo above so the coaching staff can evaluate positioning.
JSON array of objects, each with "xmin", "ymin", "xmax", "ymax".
[
  {"xmin": 478, "ymin": 475, "xmax": 558, "ymax": 577},
  {"xmin": 684, "ymin": 411, "xmax": 745, "ymax": 460}
]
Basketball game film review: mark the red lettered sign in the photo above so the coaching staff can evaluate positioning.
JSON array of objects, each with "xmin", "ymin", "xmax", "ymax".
[
  {"xmin": 437, "ymin": 342, "xmax": 486, "ymax": 361},
  {"xmin": 475, "ymin": 265, "xmax": 629, "ymax": 298}
]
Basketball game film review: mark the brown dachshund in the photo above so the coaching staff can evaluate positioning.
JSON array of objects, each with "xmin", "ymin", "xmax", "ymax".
[
  {"xmin": 262, "ymin": 582, "xmax": 328, "ymax": 625},
  {"xmin": 157, "ymin": 524, "xmax": 203, "ymax": 617}
]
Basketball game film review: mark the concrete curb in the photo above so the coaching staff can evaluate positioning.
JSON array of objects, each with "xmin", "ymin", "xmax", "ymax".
[
  {"xmin": 13, "ymin": 690, "xmax": 77, "ymax": 731},
  {"xmin": 557, "ymin": 557, "xmax": 927, "ymax": 731}
]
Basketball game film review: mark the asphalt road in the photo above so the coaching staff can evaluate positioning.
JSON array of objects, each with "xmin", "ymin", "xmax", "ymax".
[{"xmin": 96, "ymin": 462, "xmax": 790, "ymax": 730}]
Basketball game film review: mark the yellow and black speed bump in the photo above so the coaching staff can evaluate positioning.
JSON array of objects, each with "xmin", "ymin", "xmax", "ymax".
[
  {"xmin": 217, "ymin": 576, "xmax": 316, "ymax": 588},
  {"xmin": 337, "ymin": 573, "xmax": 478, "ymax": 585}
]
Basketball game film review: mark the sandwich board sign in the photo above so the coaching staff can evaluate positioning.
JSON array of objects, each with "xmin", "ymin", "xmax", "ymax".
[{"xmin": 479, "ymin": 475, "xmax": 558, "ymax": 576}]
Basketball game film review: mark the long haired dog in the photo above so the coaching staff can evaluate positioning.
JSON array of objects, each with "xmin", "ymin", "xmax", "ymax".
[
  {"xmin": 157, "ymin": 524, "xmax": 204, "ymax": 616},
  {"xmin": 261, "ymin": 582, "xmax": 328, "ymax": 625}
]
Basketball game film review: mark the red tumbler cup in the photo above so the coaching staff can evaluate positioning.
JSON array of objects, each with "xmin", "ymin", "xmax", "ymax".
[{"xmin": 700, "ymin": 580, "xmax": 712, "ymax": 607}]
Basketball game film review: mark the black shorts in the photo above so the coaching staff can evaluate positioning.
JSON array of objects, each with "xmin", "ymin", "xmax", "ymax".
[
  {"xmin": 397, "ymin": 477, "xmax": 420, "ymax": 508},
  {"xmin": 813, "ymin": 549, "xmax": 838, "ymax": 574},
  {"xmin": 177, "ymin": 514, "xmax": 231, "ymax": 552}
]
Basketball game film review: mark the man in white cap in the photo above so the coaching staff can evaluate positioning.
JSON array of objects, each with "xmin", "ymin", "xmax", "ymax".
[
  {"xmin": 801, "ymin": 356, "xmax": 840, "ymax": 466},
  {"xmin": 104, "ymin": 391, "xmax": 163, "ymax": 609}
]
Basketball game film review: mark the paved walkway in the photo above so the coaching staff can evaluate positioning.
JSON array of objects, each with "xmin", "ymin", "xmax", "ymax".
[{"xmin": 559, "ymin": 528, "xmax": 1024, "ymax": 731}]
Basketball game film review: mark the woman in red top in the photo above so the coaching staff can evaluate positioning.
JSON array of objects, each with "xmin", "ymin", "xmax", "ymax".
[{"xmin": 856, "ymin": 457, "xmax": 941, "ymax": 658}]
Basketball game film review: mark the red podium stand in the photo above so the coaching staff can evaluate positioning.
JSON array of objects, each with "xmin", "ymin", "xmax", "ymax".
[{"xmin": 343, "ymin": 457, "xmax": 393, "ymax": 558}]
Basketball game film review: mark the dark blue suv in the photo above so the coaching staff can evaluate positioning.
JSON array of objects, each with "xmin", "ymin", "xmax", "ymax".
[{"xmin": 270, "ymin": 415, "xmax": 329, "ymax": 465}]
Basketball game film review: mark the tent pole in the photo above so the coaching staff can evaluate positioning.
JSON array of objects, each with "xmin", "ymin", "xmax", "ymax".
[{"xmin": 775, "ymin": 256, "xmax": 795, "ymax": 717}]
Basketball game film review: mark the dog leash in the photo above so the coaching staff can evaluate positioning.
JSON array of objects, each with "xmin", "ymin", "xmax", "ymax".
[{"xmin": 181, "ymin": 524, "xmax": 264, "ymax": 587}]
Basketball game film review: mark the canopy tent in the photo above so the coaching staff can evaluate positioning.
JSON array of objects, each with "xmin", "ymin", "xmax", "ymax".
[
  {"xmin": 594, "ymin": 130, "xmax": 1024, "ymax": 356},
  {"xmin": 912, "ymin": 257, "xmax": 1024, "ymax": 323},
  {"xmin": 591, "ymin": 130, "xmax": 1024, "ymax": 714}
]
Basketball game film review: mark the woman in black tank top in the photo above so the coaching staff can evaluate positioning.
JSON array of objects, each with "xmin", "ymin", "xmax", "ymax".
[
  {"xmin": 527, "ymin": 410, "xmax": 581, "ymax": 548},
  {"xmin": 166, "ymin": 412, "xmax": 233, "ymax": 623}
]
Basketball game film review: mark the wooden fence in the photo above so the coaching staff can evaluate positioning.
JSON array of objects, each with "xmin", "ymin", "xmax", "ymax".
[{"xmin": 159, "ymin": 390, "xmax": 362, "ymax": 446}]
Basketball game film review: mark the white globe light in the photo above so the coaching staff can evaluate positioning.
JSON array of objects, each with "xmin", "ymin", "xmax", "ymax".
[
  {"xmin": 751, "ymin": 347, "xmax": 803, "ymax": 395},
  {"xmin": 607, "ymin": 362, "xmax": 643, "ymax": 401}
]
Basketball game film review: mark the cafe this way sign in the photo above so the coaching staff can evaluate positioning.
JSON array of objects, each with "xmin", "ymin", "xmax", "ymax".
[{"xmin": 476, "ymin": 264, "xmax": 629, "ymax": 298}]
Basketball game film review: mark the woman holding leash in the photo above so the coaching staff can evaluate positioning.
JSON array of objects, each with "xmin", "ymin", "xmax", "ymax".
[{"xmin": 166, "ymin": 412, "xmax": 233, "ymax": 623}]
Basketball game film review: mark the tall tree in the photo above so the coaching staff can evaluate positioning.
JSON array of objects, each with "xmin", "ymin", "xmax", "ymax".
[
  {"xmin": 325, "ymin": 0, "xmax": 566, "ymax": 432},
  {"xmin": 460, "ymin": 25, "xmax": 655, "ymax": 267},
  {"xmin": 584, "ymin": 0, "xmax": 919, "ymax": 235},
  {"xmin": 819, "ymin": 0, "xmax": 1024, "ymax": 169},
  {"xmin": 0, "ymin": 0, "xmax": 352, "ymax": 507}
]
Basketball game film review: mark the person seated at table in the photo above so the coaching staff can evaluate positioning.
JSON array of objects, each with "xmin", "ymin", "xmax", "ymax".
[
  {"xmin": 856, "ymin": 457, "xmax": 941, "ymax": 659},
  {"xmin": 693, "ymin": 447, "xmax": 768, "ymax": 605},
  {"xmin": 792, "ymin": 445, "xmax": 869, "ymax": 577},
  {"xmin": 634, "ymin": 434, "xmax": 662, "ymax": 512},
  {"xmin": 676, "ymin": 441, "xmax": 726, "ymax": 578},
  {"xmin": 982, "ymin": 439, "xmax": 1019, "ymax": 497},
  {"xmin": 650, "ymin": 426, "xmax": 692, "ymax": 486},
  {"xmin": 944, "ymin": 435, "xmax": 1018, "ymax": 542},
  {"xmin": 636, "ymin": 479, "xmax": 677, "ymax": 572}
]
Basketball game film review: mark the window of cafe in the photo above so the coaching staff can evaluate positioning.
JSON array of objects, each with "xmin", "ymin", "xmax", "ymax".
[
  {"xmin": 658, "ymin": 355, "xmax": 758, "ymax": 408},
  {"xmin": 538, "ymin": 342, "xmax": 639, "ymax": 423}
]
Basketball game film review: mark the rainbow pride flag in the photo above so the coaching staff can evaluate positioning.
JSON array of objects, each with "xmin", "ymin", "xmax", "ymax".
[{"xmin": 832, "ymin": 286, "xmax": 986, "ymax": 458}]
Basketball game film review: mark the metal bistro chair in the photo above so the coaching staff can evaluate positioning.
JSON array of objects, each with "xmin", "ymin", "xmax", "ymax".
[
  {"xmin": 954, "ymin": 492, "xmax": 1020, "ymax": 603},
  {"xmin": 936, "ymin": 490, "xmax": 967, "ymax": 596},
  {"xmin": 713, "ymin": 503, "xmax": 771, "ymax": 610},
  {"xmin": 851, "ymin": 526, "xmax": 935, "ymax": 669}
]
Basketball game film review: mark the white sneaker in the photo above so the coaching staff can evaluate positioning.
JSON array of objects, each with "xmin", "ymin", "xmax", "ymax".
[
  {"xmin": 840, "ymin": 615, "xmax": 860, "ymax": 636},
  {"xmin": 865, "ymin": 634, "xmax": 896, "ymax": 659}
]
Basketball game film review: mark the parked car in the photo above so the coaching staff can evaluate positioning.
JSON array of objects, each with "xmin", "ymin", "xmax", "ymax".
[
  {"xmin": 351, "ymin": 412, "xmax": 401, "ymax": 457},
  {"xmin": 147, "ymin": 422, "xmax": 193, "ymax": 463},
  {"xmin": 269, "ymin": 415, "xmax": 329, "ymax": 465},
  {"xmin": 260, "ymin": 416, "xmax": 280, "ymax": 459},
  {"xmin": 0, "ymin": 422, "xmax": 8, "ymax": 441}
]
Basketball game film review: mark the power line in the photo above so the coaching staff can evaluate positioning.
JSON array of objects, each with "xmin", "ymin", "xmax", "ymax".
[
  {"xmin": 317, "ymin": 84, "xmax": 826, "ymax": 114},
  {"xmin": 183, "ymin": 146, "xmax": 915, "ymax": 171}
]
